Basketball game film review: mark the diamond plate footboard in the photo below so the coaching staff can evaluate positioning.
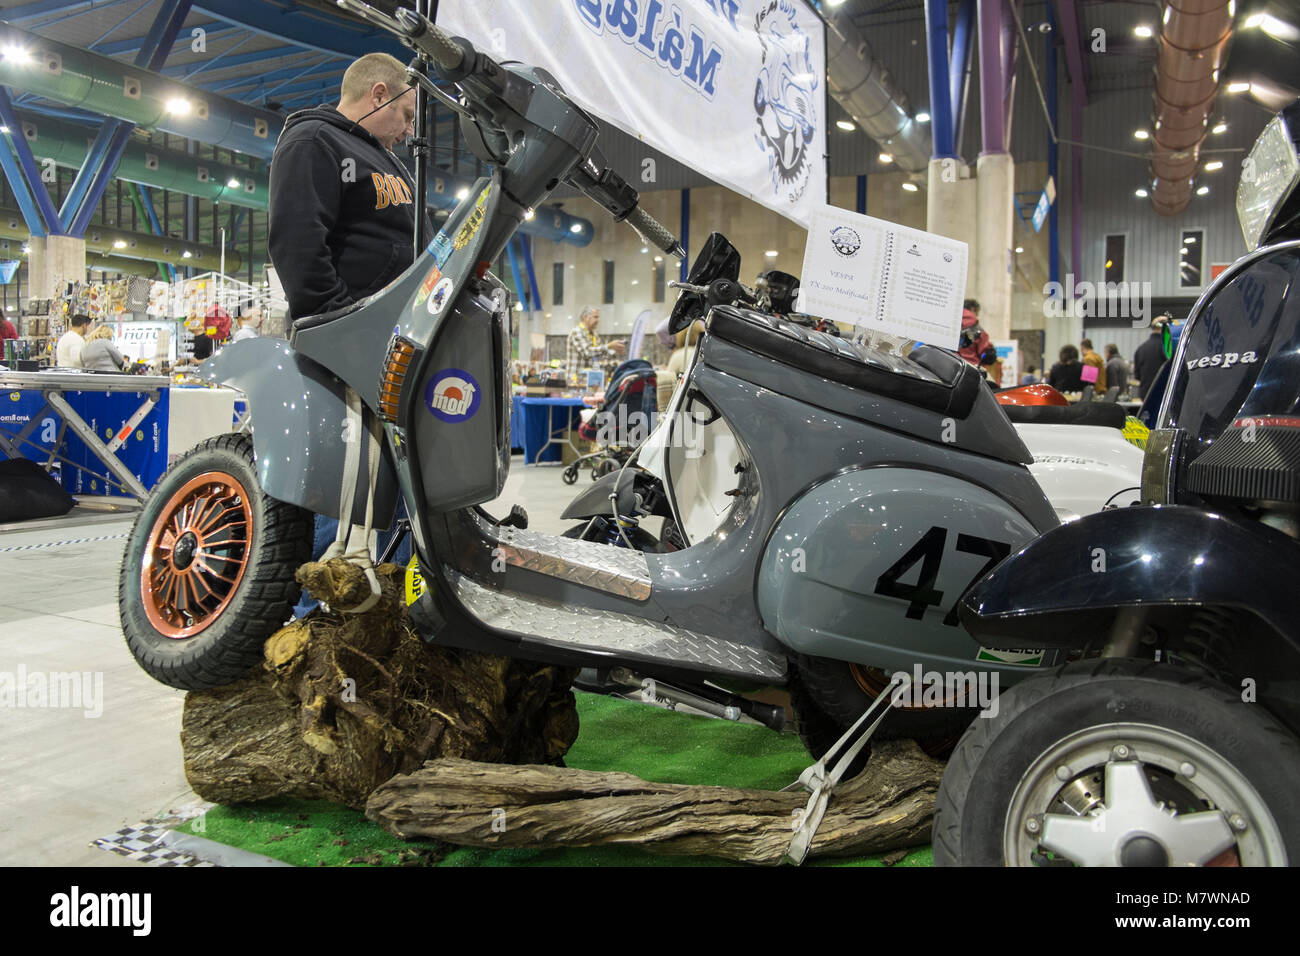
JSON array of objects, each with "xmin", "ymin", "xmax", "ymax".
[{"xmin": 449, "ymin": 569, "xmax": 786, "ymax": 683}]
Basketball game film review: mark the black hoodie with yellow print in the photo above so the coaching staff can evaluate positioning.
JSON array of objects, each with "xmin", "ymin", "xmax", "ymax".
[{"xmin": 268, "ymin": 104, "xmax": 432, "ymax": 319}]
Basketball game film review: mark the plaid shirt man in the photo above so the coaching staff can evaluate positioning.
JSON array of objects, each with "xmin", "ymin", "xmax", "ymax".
[{"xmin": 565, "ymin": 308, "xmax": 619, "ymax": 384}]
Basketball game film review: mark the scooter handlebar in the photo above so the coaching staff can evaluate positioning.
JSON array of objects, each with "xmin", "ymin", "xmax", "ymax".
[
  {"xmin": 336, "ymin": 0, "xmax": 465, "ymax": 73},
  {"xmin": 626, "ymin": 206, "xmax": 685, "ymax": 262}
]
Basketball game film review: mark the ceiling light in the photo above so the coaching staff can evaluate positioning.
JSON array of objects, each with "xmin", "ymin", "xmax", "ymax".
[
  {"xmin": 901, "ymin": 182, "xmax": 919, "ymax": 192},
  {"xmin": 1212, "ymin": 122, "xmax": 1228, "ymax": 134},
  {"xmin": 836, "ymin": 120, "xmax": 855, "ymax": 131},
  {"xmin": 112, "ymin": 239, "xmax": 126, "ymax": 249},
  {"xmin": 915, "ymin": 112, "xmax": 930, "ymax": 123},
  {"xmin": 765, "ymin": 250, "xmax": 778, "ymax": 257},
  {"xmin": 1227, "ymin": 81, "xmax": 1252, "ymax": 93},
  {"xmin": 630, "ymin": 279, "xmax": 639, "ymax": 285},
  {"xmin": 1180, "ymin": 247, "xmax": 1189, "ymax": 254},
  {"xmin": 523, "ymin": 208, "xmax": 534, "ymax": 219},
  {"xmin": 182, "ymin": 250, "xmax": 193, "ymax": 258},
  {"xmin": 1196, "ymin": 186, "xmax": 1210, "ymax": 195},
  {"xmin": 653, "ymin": 255, "xmax": 662, "ymax": 262},
  {"xmin": 165, "ymin": 97, "xmax": 192, "ymax": 115},
  {"xmin": 1134, "ymin": 129, "xmax": 1150, "ymax": 140},
  {"xmin": 21, "ymin": 244, "xmax": 29, "ymax": 254},
  {"xmin": 1135, "ymin": 188, "xmax": 1149, "ymax": 197},
  {"xmin": 640, "ymin": 246, "xmax": 648, "ymax": 253},
  {"xmin": 1204, "ymin": 160, "xmax": 1223, "ymax": 171},
  {"xmin": 1014, "ymin": 246, "xmax": 1024, "ymax": 254},
  {"xmin": 878, "ymin": 152, "xmax": 894, "ymax": 163},
  {"xmin": 1185, "ymin": 236, "xmax": 1197, "ymax": 243},
  {"xmin": 0, "ymin": 126, "xmax": 8, "ymax": 134},
  {"xmin": 569, "ymin": 223, "xmax": 582, "ymax": 233},
  {"xmin": 226, "ymin": 177, "xmax": 240, "ymax": 188},
  {"xmin": 454, "ymin": 187, "xmax": 469, "ymax": 200},
  {"xmin": 1134, "ymin": 25, "xmax": 1154, "ymax": 38}
]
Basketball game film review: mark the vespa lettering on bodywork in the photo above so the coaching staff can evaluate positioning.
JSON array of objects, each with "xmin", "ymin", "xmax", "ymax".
[
  {"xmin": 425, "ymin": 369, "xmax": 482, "ymax": 423},
  {"xmin": 1185, "ymin": 351, "xmax": 1258, "ymax": 371}
]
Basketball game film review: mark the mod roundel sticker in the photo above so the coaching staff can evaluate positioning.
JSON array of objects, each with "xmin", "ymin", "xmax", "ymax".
[{"xmin": 425, "ymin": 369, "xmax": 481, "ymax": 423}]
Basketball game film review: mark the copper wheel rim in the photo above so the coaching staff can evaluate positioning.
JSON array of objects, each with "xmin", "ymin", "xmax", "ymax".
[
  {"xmin": 140, "ymin": 471, "xmax": 253, "ymax": 639},
  {"xmin": 849, "ymin": 663, "xmax": 962, "ymax": 711}
]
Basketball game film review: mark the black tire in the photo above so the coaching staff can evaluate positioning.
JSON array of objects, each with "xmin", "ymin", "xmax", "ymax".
[
  {"xmin": 119, "ymin": 433, "xmax": 313, "ymax": 690},
  {"xmin": 933, "ymin": 658, "xmax": 1300, "ymax": 866},
  {"xmin": 561, "ymin": 466, "xmax": 578, "ymax": 485},
  {"xmin": 794, "ymin": 652, "xmax": 976, "ymax": 752},
  {"xmin": 787, "ymin": 669, "xmax": 870, "ymax": 778}
]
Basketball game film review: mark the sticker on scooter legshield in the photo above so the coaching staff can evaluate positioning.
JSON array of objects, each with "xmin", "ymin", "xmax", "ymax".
[
  {"xmin": 975, "ymin": 647, "xmax": 1045, "ymax": 666},
  {"xmin": 427, "ymin": 277, "xmax": 455, "ymax": 315},
  {"xmin": 405, "ymin": 556, "xmax": 426, "ymax": 606},
  {"xmin": 428, "ymin": 231, "xmax": 453, "ymax": 267},
  {"xmin": 414, "ymin": 265, "xmax": 443, "ymax": 308},
  {"xmin": 425, "ymin": 369, "xmax": 481, "ymax": 423}
]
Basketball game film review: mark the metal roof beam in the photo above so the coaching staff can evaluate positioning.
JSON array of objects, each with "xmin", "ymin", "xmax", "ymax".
[
  {"xmin": 192, "ymin": 0, "xmax": 405, "ymax": 59},
  {"xmin": 165, "ymin": 45, "xmax": 330, "ymax": 79},
  {"xmin": 93, "ymin": 21, "xmax": 237, "ymax": 57}
]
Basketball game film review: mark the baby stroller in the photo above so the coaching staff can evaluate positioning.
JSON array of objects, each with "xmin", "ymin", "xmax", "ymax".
[{"xmin": 562, "ymin": 359, "xmax": 657, "ymax": 484}]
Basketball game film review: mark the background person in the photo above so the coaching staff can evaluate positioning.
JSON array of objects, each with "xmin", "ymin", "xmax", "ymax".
[
  {"xmin": 958, "ymin": 298, "xmax": 991, "ymax": 367},
  {"xmin": 55, "ymin": 313, "xmax": 92, "ymax": 367},
  {"xmin": 566, "ymin": 306, "xmax": 624, "ymax": 384},
  {"xmin": 80, "ymin": 324, "xmax": 130, "ymax": 372},
  {"xmin": 1048, "ymin": 344, "xmax": 1084, "ymax": 393},
  {"xmin": 1020, "ymin": 365, "xmax": 1039, "ymax": 386},
  {"xmin": 1104, "ymin": 344, "xmax": 1129, "ymax": 396},
  {"xmin": 659, "ymin": 319, "xmax": 705, "ymax": 412},
  {"xmin": 1080, "ymin": 337, "xmax": 1107, "ymax": 392},
  {"xmin": 0, "ymin": 307, "xmax": 16, "ymax": 343},
  {"xmin": 1132, "ymin": 313, "xmax": 1170, "ymax": 399},
  {"xmin": 268, "ymin": 52, "xmax": 429, "ymax": 319},
  {"xmin": 230, "ymin": 303, "xmax": 264, "ymax": 343}
]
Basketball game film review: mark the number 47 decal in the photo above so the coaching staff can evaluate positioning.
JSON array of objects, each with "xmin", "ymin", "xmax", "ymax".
[{"xmin": 874, "ymin": 526, "xmax": 1010, "ymax": 626}]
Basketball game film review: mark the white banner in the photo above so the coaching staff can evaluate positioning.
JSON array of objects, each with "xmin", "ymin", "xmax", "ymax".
[{"xmin": 439, "ymin": 0, "xmax": 827, "ymax": 226}]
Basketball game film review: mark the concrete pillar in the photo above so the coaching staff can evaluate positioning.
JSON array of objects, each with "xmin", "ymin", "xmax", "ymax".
[
  {"xmin": 26, "ymin": 234, "xmax": 86, "ymax": 301},
  {"xmin": 926, "ymin": 158, "xmax": 979, "ymax": 304},
  {"xmin": 975, "ymin": 152, "xmax": 1014, "ymax": 340}
]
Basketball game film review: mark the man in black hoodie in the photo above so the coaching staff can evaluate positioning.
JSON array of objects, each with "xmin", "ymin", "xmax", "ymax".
[{"xmin": 268, "ymin": 53, "xmax": 432, "ymax": 319}]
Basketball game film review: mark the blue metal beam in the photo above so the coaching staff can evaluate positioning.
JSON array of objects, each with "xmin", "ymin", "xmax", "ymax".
[
  {"xmin": 193, "ymin": 0, "xmax": 406, "ymax": 60},
  {"xmin": 134, "ymin": 182, "xmax": 177, "ymax": 281},
  {"xmin": 88, "ymin": 0, "xmax": 154, "ymax": 50},
  {"xmin": 505, "ymin": 239, "xmax": 527, "ymax": 310},
  {"xmin": 179, "ymin": 34, "xmax": 253, "ymax": 80},
  {"xmin": 0, "ymin": 129, "xmax": 48, "ymax": 236},
  {"xmin": 5, "ymin": 0, "xmax": 111, "ymax": 21},
  {"xmin": 94, "ymin": 22, "xmax": 236, "ymax": 58},
  {"xmin": 923, "ymin": 0, "xmax": 956, "ymax": 159},
  {"xmin": 66, "ymin": 0, "xmax": 196, "ymax": 236},
  {"xmin": 0, "ymin": 87, "xmax": 61, "ymax": 234},
  {"xmin": 209, "ymin": 58, "xmax": 341, "ymax": 94},
  {"xmin": 950, "ymin": 0, "xmax": 976, "ymax": 155},
  {"xmin": 521, "ymin": 235, "xmax": 541, "ymax": 313},
  {"xmin": 1046, "ymin": 0, "xmax": 1060, "ymax": 287}
]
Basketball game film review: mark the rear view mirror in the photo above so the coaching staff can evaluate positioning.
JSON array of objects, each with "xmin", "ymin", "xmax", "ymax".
[{"xmin": 668, "ymin": 232, "xmax": 741, "ymax": 333}]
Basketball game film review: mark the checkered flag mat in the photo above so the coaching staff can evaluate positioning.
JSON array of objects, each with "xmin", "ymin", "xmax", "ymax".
[{"xmin": 91, "ymin": 824, "xmax": 216, "ymax": 868}]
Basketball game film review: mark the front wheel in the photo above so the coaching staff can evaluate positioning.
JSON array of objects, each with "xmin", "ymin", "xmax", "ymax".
[
  {"xmin": 119, "ymin": 433, "xmax": 313, "ymax": 690},
  {"xmin": 933, "ymin": 659, "xmax": 1300, "ymax": 866}
]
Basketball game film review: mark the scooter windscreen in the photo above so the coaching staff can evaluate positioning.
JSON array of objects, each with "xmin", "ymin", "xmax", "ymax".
[{"xmin": 668, "ymin": 232, "xmax": 741, "ymax": 333}]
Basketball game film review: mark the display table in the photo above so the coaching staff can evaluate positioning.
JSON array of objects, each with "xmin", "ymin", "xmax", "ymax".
[
  {"xmin": 0, "ymin": 370, "xmax": 170, "ymax": 500},
  {"xmin": 517, "ymin": 397, "xmax": 587, "ymax": 465}
]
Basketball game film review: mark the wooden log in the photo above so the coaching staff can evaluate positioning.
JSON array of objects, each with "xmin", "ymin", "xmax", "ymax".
[
  {"xmin": 365, "ymin": 741, "xmax": 943, "ymax": 864},
  {"xmin": 181, "ymin": 560, "xmax": 580, "ymax": 810}
]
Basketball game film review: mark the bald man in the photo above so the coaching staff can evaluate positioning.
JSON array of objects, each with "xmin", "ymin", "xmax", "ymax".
[{"xmin": 268, "ymin": 52, "xmax": 432, "ymax": 319}]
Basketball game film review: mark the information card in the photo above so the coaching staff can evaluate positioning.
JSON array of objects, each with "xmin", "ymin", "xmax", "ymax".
[{"xmin": 798, "ymin": 206, "xmax": 968, "ymax": 349}]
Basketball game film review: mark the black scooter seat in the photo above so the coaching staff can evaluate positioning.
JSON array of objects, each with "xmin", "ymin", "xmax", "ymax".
[
  {"xmin": 706, "ymin": 305, "xmax": 982, "ymax": 418},
  {"xmin": 1001, "ymin": 401, "xmax": 1128, "ymax": 429}
]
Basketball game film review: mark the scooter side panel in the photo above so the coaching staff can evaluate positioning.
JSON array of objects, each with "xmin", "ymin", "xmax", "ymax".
[
  {"xmin": 199, "ymin": 338, "xmax": 398, "ymax": 527},
  {"xmin": 960, "ymin": 504, "xmax": 1300, "ymax": 652},
  {"xmin": 1015, "ymin": 422, "xmax": 1144, "ymax": 522},
  {"xmin": 757, "ymin": 468, "xmax": 1043, "ymax": 674}
]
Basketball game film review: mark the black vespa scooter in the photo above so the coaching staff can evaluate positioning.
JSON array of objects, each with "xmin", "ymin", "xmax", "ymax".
[{"xmin": 933, "ymin": 103, "xmax": 1300, "ymax": 867}]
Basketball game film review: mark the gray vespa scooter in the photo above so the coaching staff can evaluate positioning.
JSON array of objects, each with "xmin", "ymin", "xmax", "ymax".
[{"xmin": 118, "ymin": 4, "xmax": 1060, "ymax": 757}]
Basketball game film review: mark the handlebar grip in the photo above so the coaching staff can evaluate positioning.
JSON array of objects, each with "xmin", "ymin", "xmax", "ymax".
[
  {"xmin": 625, "ymin": 206, "xmax": 685, "ymax": 261},
  {"xmin": 393, "ymin": 8, "xmax": 465, "ymax": 72}
]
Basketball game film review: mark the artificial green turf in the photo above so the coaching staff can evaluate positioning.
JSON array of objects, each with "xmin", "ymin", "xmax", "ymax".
[{"xmin": 191, "ymin": 691, "xmax": 934, "ymax": 867}]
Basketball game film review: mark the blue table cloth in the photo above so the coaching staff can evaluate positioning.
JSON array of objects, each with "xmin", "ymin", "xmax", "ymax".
[{"xmin": 516, "ymin": 396, "xmax": 587, "ymax": 464}]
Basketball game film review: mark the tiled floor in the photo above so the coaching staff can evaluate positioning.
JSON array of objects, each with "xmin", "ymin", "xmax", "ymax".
[{"xmin": 0, "ymin": 456, "xmax": 596, "ymax": 866}]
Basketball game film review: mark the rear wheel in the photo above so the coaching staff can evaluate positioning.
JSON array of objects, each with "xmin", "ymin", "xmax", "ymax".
[
  {"xmin": 933, "ymin": 659, "xmax": 1300, "ymax": 866},
  {"xmin": 119, "ymin": 433, "xmax": 313, "ymax": 690}
]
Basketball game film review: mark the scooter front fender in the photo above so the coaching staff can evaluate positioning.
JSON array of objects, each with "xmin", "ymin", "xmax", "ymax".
[
  {"xmin": 197, "ymin": 338, "xmax": 399, "ymax": 527},
  {"xmin": 960, "ymin": 505, "xmax": 1300, "ymax": 650}
]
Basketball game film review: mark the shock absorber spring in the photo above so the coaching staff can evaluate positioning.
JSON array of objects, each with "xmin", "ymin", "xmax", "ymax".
[{"xmin": 1173, "ymin": 606, "xmax": 1240, "ymax": 683}]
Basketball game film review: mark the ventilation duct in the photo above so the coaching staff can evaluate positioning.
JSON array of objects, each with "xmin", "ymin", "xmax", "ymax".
[
  {"xmin": 820, "ymin": 4, "xmax": 933, "ymax": 172},
  {"xmin": 1150, "ymin": 0, "xmax": 1234, "ymax": 216}
]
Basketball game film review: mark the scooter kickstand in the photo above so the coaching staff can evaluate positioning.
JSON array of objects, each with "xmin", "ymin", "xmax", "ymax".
[{"xmin": 780, "ymin": 673, "xmax": 911, "ymax": 866}]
